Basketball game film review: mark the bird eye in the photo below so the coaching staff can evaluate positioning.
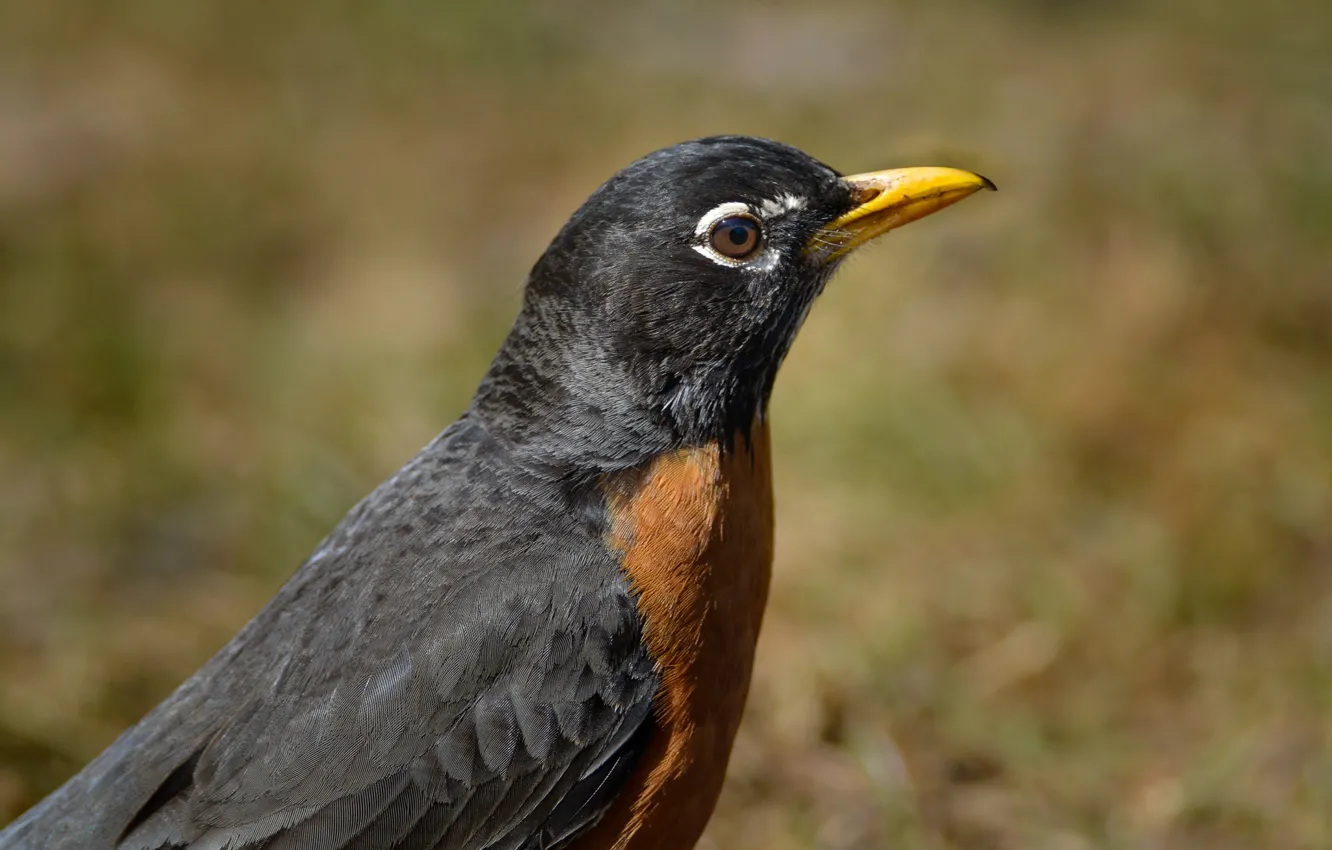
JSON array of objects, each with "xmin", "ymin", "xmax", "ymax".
[{"xmin": 709, "ymin": 216, "xmax": 762, "ymax": 260}]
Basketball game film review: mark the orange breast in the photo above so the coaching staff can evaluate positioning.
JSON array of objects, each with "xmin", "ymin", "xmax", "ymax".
[{"xmin": 574, "ymin": 421, "xmax": 775, "ymax": 850}]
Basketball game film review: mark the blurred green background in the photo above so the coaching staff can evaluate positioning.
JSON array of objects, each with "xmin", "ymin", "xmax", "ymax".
[{"xmin": 1, "ymin": 1, "xmax": 1330, "ymax": 847}]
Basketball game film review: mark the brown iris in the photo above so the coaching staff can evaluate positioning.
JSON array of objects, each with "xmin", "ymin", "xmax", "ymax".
[{"xmin": 710, "ymin": 216, "xmax": 761, "ymax": 260}]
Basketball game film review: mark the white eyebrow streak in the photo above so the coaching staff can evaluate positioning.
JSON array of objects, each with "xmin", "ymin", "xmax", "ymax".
[
  {"xmin": 694, "ymin": 201, "xmax": 753, "ymax": 236},
  {"xmin": 757, "ymin": 193, "xmax": 807, "ymax": 219}
]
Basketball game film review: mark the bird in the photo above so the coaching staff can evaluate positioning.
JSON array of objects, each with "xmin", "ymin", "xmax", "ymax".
[{"xmin": 0, "ymin": 136, "xmax": 993, "ymax": 850}]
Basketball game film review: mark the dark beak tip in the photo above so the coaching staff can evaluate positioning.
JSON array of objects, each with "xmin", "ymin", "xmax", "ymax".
[{"xmin": 979, "ymin": 175, "xmax": 998, "ymax": 192}]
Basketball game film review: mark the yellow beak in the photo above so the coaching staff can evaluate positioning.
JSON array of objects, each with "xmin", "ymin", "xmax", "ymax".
[{"xmin": 809, "ymin": 166, "xmax": 995, "ymax": 260}]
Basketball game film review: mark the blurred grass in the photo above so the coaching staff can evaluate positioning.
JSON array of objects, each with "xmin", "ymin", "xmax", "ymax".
[{"xmin": 1, "ymin": 0, "xmax": 1330, "ymax": 847}]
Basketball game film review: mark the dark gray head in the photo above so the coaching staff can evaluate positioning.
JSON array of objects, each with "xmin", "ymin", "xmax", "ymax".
[{"xmin": 470, "ymin": 136, "xmax": 993, "ymax": 469}]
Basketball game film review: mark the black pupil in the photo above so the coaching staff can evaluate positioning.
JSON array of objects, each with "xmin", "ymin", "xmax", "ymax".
[{"xmin": 713, "ymin": 216, "xmax": 758, "ymax": 258}]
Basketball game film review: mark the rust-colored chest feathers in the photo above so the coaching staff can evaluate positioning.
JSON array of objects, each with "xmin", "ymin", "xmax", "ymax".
[{"xmin": 574, "ymin": 422, "xmax": 775, "ymax": 850}]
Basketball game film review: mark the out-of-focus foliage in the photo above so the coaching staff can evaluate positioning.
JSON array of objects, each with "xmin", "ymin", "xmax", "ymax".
[{"xmin": 1, "ymin": 1, "xmax": 1329, "ymax": 847}]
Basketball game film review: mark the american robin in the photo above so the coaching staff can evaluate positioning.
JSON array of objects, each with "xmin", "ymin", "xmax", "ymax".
[{"xmin": 0, "ymin": 136, "xmax": 992, "ymax": 850}]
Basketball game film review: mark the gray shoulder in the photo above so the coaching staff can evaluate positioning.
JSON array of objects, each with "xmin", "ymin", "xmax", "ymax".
[{"xmin": 0, "ymin": 420, "xmax": 659, "ymax": 850}]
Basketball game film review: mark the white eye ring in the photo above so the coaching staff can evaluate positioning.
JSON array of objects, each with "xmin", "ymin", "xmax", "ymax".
[
  {"xmin": 693, "ymin": 202, "xmax": 752, "ymax": 238},
  {"xmin": 692, "ymin": 202, "xmax": 762, "ymax": 268}
]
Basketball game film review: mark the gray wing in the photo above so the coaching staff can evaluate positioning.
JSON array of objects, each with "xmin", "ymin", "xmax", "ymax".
[
  {"xmin": 0, "ymin": 422, "xmax": 660, "ymax": 850},
  {"xmin": 119, "ymin": 584, "xmax": 656, "ymax": 850}
]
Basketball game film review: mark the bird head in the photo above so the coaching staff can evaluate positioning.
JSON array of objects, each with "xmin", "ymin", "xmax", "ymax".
[{"xmin": 473, "ymin": 136, "xmax": 993, "ymax": 466}]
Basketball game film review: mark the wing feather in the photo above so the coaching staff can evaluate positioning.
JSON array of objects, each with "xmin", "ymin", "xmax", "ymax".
[{"xmin": 1, "ymin": 422, "xmax": 661, "ymax": 850}]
